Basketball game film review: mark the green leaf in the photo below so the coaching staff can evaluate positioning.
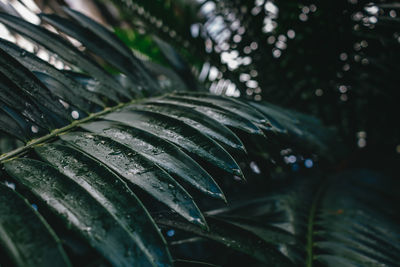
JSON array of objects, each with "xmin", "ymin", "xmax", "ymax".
[
  {"xmin": 0, "ymin": 38, "xmax": 105, "ymax": 110},
  {"xmin": 81, "ymin": 120, "xmax": 226, "ymax": 201},
  {"xmin": 210, "ymin": 215, "xmax": 296, "ymax": 245},
  {"xmin": 249, "ymin": 101, "xmax": 337, "ymax": 157},
  {"xmin": 62, "ymin": 7, "xmax": 133, "ymax": 59},
  {"xmin": 0, "ymin": 12, "xmax": 127, "ymax": 102},
  {"xmin": 39, "ymin": 13, "xmax": 149, "ymax": 96},
  {"xmin": 147, "ymin": 98, "xmax": 264, "ymax": 135},
  {"xmin": 61, "ymin": 6, "xmax": 158, "ymax": 95},
  {"xmin": 188, "ymin": 170, "xmax": 400, "ymax": 266},
  {"xmin": 59, "ymin": 132, "xmax": 207, "ymax": 229},
  {"xmin": 0, "ymin": 110, "xmax": 27, "ymax": 141},
  {"xmin": 103, "ymin": 109, "xmax": 244, "ymax": 178},
  {"xmin": 311, "ymin": 170, "xmax": 400, "ymax": 266},
  {"xmin": 4, "ymin": 158, "xmax": 155, "ymax": 267},
  {"xmin": 152, "ymin": 35, "xmax": 198, "ymax": 90},
  {"xmin": 34, "ymin": 143, "xmax": 173, "ymax": 267},
  {"xmin": 0, "ymin": 48, "xmax": 71, "ymax": 127},
  {"xmin": 33, "ymin": 71, "xmax": 89, "ymax": 117},
  {"xmin": 134, "ymin": 102, "xmax": 246, "ymax": 153},
  {"xmin": 157, "ymin": 215, "xmax": 293, "ymax": 266},
  {"xmin": 0, "ymin": 7, "xmax": 358, "ymax": 266},
  {"xmin": 174, "ymin": 259, "xmax": 221, "ymax": 267},
  {"xmin": 0, "ymin": 184, "xmax": 71, "ymax": 267},
  {"xmin": 0, "ymin": 77, "xmax": 48, "ymax": 137},
  {"xmin": 143, "ymin": 60, "xmax": 188, "ymax": 92},
  {"xmin": 167, "ymin": 93, "xmax": 273, "ymax": 131},
  {"xmin": 152, "ymin": 35, "xmax": 190, "ymax": 75}
]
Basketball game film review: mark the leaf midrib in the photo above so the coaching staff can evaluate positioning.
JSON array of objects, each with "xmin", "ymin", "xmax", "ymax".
[
  {"xmin": 0, "ymin": 98, "xmax": 141, "ymax": 163},
  {"xmin": 306, "ymin": 183, "xmax": 326, "ymax": 267}
]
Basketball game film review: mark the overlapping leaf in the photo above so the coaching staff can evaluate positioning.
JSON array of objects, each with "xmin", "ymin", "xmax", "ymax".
[
  {"xmin": 34, "ymin": 144, "xmax": 173, "ymax": 266},
  {"xmin": 0, "ymin": 184, "xmax": 71, "ymax": 267},
  {"xmin": 159, "ymin": 170, "xmax": 400, "ymax": 266},
  {"xmin": 0, "ymin": 8, "xmax": 347, "ymax": 267},
  {"xmin": 80, "ymin": 120, "xmax": 226, "ymax": 200},
  {"xmin": 0, "ymin": 12, "xmax": 128, "ymax": 102}
]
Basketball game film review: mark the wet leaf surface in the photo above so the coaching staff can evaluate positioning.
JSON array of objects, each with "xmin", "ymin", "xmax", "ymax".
[
  {"xmin": 0, "ymin": 184, "xmax": 71, "ymax": 267},
  {"xmin": 81, "ymin": 120, "xmax": 225, "ymax": 200},
  {"xmin": 4, "ymin": 158, "xmax": 153, "ymax": 267},
  {"xmin": 103, "ymin": 109, "xmax": 244, "ymax": 178},
  {"xmin": 35, "ymin": 144, "xmax": 173, "ymax": 266},
  {"xmin": 60, "ymin": 132, "xmax": 207, "ymax": 229}
]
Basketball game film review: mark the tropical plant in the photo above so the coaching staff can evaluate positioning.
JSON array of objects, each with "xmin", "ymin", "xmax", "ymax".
[
  {"xmin": 104, "ymin": 0, "xmax": 400, "ymax": 155},
  {"xmin": 0, "ymin": 2, "xmax": 398, "ymax": 267}
]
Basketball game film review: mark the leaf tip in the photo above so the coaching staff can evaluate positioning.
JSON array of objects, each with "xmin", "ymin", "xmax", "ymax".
[{"xmin": 232, "ymin": 168, "xmax": 246, "ymax": 182}]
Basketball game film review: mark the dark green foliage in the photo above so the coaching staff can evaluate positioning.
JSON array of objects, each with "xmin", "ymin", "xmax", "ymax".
[
  {"xmin": 0, "ymin": 184, "xmax": 71, "ymax": 267},
  {"xmin": 110, "ymin": 0, "xmax": 400, "ymax": 154},
  {"xmin": 0, "ymin": 5, "xmax": 398, "ymax": 267},
  {"xmin": 160, "ymin": 170, "xmax": 400, "ymax": 266}
]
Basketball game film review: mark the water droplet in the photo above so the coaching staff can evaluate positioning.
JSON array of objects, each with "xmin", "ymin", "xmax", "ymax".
[
  {"xmin": 31, "ymin": 125, "xmax": 39, "ymax": 133},
  {"xmin": 128, "ymin": 169, "xmax": 140, "ymax": 175},
  {"xmin": 233, "ymin": 175, "xmax": 242, "ymax": 181},
  {"xmin": 71, "ymin": 110, "xmax": 79, "ymax": 120},
  {"xmin": 20, "ymin": 50, "xmax": 26, "ymax": 57},
  {"xmin": 166, "ymin": 229, "xmax": 175, "ymax": 237},
  {"xmin": 59, "ymin": 99, "xmax": 70, "ymax": 109},
  {"xmin": 232, "ymin": 168, "xmax": 242, "ymax": 177},
  {"xmin": 5, "ymin": 181, "xmax": 16, "ymax": 190}
]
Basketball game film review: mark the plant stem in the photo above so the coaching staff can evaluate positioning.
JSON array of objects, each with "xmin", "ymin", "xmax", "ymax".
[
  {"xmin": 0, "ymin": 99, "xmax": 140, "ymax": 163},
  {"xmin": 306, "ymin": 183, "xmax": 326, "ymax": 267}
]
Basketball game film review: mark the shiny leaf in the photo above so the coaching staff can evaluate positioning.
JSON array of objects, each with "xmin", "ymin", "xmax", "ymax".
[
  {"xmin": 146, "ymin": 98, "xmax": 263, "ymax": 135},
  {"xmin": 133, "ymin": 102, "xmax": 246, "ymax": 153},
  {"xmin": 157, "ymin": 215, "xmax": 293, "ymax": 266},
  {"xmin": 0, "ymin": 12, "xmax": 127, "ymax": 102},
  {"xmin": 35, "ymin": 143, "xmax": 173, "ymax": 267},
  {"xmin": 103, "ymin": 109, "xmax": 244, "ymax": 178},
  {"xmin": 59, "ymin": 132, "xmax": 207, "ymax": 229},
  {"xmin": 174, "ymin": 259, "xmax": 221, "ymax": 267},
  {"xmin": 0, "ymin": 38, "xmax": 105, "ymax": 110},
  {"xmin": 39, "ymin": 13, "xmax": 146, "ymax": 96},
  {"xmin": 4, "ymin": 158, "xmax": 154, "ymax": 267},
  {"xmin": 0, "ymin": 48, "xmax": 70, "ymax": 127},
  {"xmin": 166, "ymin": 93, "xmax": 272, "ymax": 131},
  {"xmin": 81, "ymin": 120, "xmax": 225, "ymax": 201},
  {"xmin": 0, "ymin": 184, "xmax": 71, "ymax": 267}
]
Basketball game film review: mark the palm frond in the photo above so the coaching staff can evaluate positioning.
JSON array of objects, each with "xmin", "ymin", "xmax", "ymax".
[
  {"xmin": 0, "ymin": 5, "xmax": 397, "ymax": 267},
  {"xmin": 158, "ymin": 170, "xmax": 399, "ymax": 266}
]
